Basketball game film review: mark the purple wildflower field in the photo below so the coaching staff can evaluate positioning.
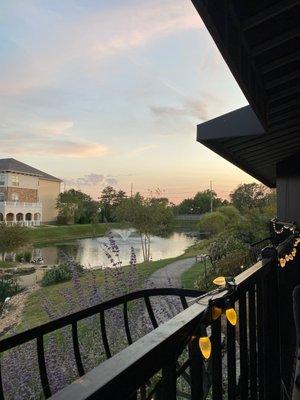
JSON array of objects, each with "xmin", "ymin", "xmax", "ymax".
[{"xmin": 1, "ymin": 234, "xmax": 184, "ymax": 399}]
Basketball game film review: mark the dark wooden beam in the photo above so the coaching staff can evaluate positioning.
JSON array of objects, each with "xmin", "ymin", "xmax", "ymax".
[
  {"xmin": 242, "ymin": 0, "xmax": 299, "ymax": 31},
  {"xmin": 268, "ymin": 108, "xmax": 299, "ymax": 124},
  {"xmin": 266, "ymin": 70, "xmax": 300, "ymax": 90},
  {"xmin": 252, "ymin": 27, "xmax": 300, "ymax": 57},
  {"xmin": 269, "ymin": 116, "xmax": 300, "ymax": 130},
  {"xmin": 261, "ymin": 50, "xmax": 300, "ymax": 74},
  {"xmin": 269, "ymin": 99, "xmax": 300, "ymax": 115},
  {"xmin": 269, "ymin": 86, "xmax": 300, "ymax": 102}
]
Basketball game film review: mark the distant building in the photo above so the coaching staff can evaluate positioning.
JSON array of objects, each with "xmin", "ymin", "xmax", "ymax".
[{"xmin": 0, "ymin": 158, "xmax": 62, "ymax": 226}]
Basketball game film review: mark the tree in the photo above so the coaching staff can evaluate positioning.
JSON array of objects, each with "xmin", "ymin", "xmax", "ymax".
[
  {"xmin": 99, "ymin": 186, "xmax": 127, "ymax": 222},
  {"xmin": 115, "ymin": 194, "xmax": 173, "ymax": 262},
  {"xmin": 56, "ymin": 189, "xmax": 100, "ymax": 224},
  {"xmin": 230, "ymin": 183, "xmax": 272, "ymax": 212},
  {"xmin": 198, "ymin": 211, "xmax": 227, "ymax": 235},
  {"xmin": 177, "ymin": 189, "xmax": 226, "ymax": 215},
  {"xmin": 0, "ymin": 224, "xmax": 30, "ymax": 260}
]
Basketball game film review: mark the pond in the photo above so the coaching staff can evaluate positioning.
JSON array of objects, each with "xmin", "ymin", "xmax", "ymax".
[{"xmin": 36, "ymin": 229, "xmax": 196, "ymax": 269}]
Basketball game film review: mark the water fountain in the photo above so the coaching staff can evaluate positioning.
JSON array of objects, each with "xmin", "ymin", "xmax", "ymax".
[{"xmin": 111, "ymin": 228, "xmax": 136, "ymax": 241}]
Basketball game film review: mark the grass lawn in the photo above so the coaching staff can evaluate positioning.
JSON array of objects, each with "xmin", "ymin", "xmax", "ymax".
[
  {"xmin": 28, "ymin": 222, "xmax": 127, "ymax": 246},
  {"xmin": 181, "ymin": 261, "xmax": 204, "ymax": 289},
  {"xmin": 0, "ymin": 260, "xmax": 18, "ymax": 269},
  {"xmin": 28, "ymin": 218, "xmax": 201, "ymax": 247},
  {"xmin": 18, "ymin": 255, "xmax": 186, "ymax": 333}
]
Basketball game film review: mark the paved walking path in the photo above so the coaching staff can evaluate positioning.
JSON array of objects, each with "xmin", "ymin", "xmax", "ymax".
[{"xmin": 145, "ymin": 257, "xmax": 195, "ymax": 288}]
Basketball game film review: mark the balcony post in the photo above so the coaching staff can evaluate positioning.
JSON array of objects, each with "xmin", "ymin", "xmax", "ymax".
[{"xmin": 276, "ymin": 154, "xmax": 300, "ymax": 392}]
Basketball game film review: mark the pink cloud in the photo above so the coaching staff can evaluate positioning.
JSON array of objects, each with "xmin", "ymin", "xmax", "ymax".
[
  {"xmin": 0, "ymin": 136, "xmax": 109, "ymax": 158},
  {"xmin": 0, "ymin": 1, "xmax": 203, "ymax": 96}
]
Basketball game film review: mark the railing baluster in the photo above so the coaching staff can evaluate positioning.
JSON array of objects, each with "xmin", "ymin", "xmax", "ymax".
[
  {"xmin": 249, "ymin": 285, "xmax": 258, "ymax": 400},
  {"xmin": 123, "ymin": 302, "xmax": 133, "ymax": 345},
  {"xmin": 227, "ymin": 310, "xmax": 236, "ymax": 399},
  {"xmin": 144, "ymin": 296, "xmax": 158, "ymax": 329},
  {"xmin": 37, "ymin": 335, "xmax": 51, "ymax": 398},
  {"xmin": 72, "ymin": 321, "xmax": 85, "ymax": 377},
  {"xmin": 189, "ymin": 337, "xmax": 204, "ymax": 400},
  {"xmin": 211, "ymin": 318, "xmax": 223, "ymax": 400},
  {"xmin": 239, "ymin": 290, "xmax": 249, "ymax": 399},
  {"xmin": 161, "ymin": 359, "xmax": 177, "ymax": 400},
  {"xmin": 100, "ymin": 310, "xmax": 112, "ymax": 359},
  {"xmin": 0, "ymin": 360, "xmax": 4, "ymax": 400},
  {"xmin": 180, "ymin": 295, "xmax": 188, "ymax": 310},
  {"xmin": 256, "ymin": 279, "xmax": 265, "ymax": 400}
]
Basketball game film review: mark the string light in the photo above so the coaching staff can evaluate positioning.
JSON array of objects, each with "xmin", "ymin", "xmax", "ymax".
[
  {"xmin": 194, "ymin": 276, "xmax": 237, "ymax": 360},
  {"xmin": 225, "ymin": 308, "xmax": 237, "ymax": 326},
  {"xmin": 278, "ymin": 236, "xmax": 300, "ymax": 267},
  {"xmin": 271, "ymin": 218, "xmax": 296, "ymax": 235},
  {"xmin": 199, "ymin": 336, "xmax": 211, "ymax": 360}
]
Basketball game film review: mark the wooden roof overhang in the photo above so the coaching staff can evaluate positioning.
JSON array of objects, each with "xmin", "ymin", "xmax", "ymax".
[{"xmin": 193, "ymin": 0, "xmax": 300, "ymax": 187}]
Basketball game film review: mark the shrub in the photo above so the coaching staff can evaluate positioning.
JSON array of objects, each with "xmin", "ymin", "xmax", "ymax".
[
  {"xmin": 41, "ymin": 263, "xmax": 84, "ymax": 286},
  {"xmin": 195, "ymin": 249, "xmax": 250, "ymax": 291},
  {"xmin": 0, "ymin": 274, "xmax": 20, "ymax": 303},
  {"xmin": 198, "ymin": 211, "xmax": 227, "ymax": 235},
  {"xmin": 15, "ymin": 253, "xmax": 24, "ymax": 263},
  {"xmin": 24, "ymin": 251, "xmax": 32, "ymax": 263},
  {"xmin": 216, "ymin": 205, "xmax": 241, "ymax": 225}
]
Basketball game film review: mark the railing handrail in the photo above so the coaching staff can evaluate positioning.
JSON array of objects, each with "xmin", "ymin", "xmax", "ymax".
[
  {"xmin": 48, "ymin": 258, "xmax": 273, "ymax": 400},
  {"xmin": 0, "ymin": 201, "xmax": 42, "ymax": 207}
]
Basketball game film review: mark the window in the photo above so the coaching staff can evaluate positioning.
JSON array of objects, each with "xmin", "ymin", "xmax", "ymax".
[
  {"xmin": 0, "ymin": 193, "xmax": 4, "ymax": 202},
  {"xmin": 12, "ymin": 193, "xmax": 19, "ymax": 202},
  {"xmin": 0, "ymin": 174, "xmax": 5, "ymax": 186},
  {"xmin": 12, "ymin": 175, "xmax": 19, "ymax": 186}
]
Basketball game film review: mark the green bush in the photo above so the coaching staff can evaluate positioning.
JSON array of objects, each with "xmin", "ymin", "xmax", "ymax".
[
  {"xmin": 198, "ymin": 211, "xmax": 227, "ymax": 235},
  {"xmin": 24, "ymin": 251, "xmax": 32, "ymax": 263},
  {"xmin": 16, "ymin": 253, "xmax": 24, "ymax": 262},
  {"xmin": 195, "ymin": 249, "xmax": 249, "ymax": 291},
  {"xmin": 0, "ymin": 275, "xmax": 20, "ymax": 303},
  {"xmin": 41, "ymin": 263, "xmax": 84, "ymax": 286}
]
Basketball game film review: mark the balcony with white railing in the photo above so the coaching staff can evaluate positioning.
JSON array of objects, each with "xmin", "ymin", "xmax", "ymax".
[{"xmin": 0, "ymin": 201, "xmax": 42, "ymax": 226}]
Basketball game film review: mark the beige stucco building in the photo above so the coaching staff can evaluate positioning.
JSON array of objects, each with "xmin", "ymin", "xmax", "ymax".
[{"xmin": 0, "ymin": 158, "xmax": 61, "ymax": 226}]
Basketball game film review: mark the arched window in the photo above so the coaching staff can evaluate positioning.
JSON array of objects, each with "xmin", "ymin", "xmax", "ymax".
[
  {"xmin": 34, "ymin": 213, "xmax": 41, "ymax": 221},
  {"xmin": 16, "ymin": 213, "xmax": 24, "ymax": 221},
  {"xmin": 6, "ymin": 213, "xmax": 14, "ymax": 222},
  {"xmin": 25, "ymin": 213, "xmax": 32, "ymax": 221}
]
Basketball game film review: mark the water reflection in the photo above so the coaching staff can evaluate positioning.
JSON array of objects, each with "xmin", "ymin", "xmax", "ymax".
[{"xmin": 39, "ymin": 231, "xmax": 195, "ymax": 269}]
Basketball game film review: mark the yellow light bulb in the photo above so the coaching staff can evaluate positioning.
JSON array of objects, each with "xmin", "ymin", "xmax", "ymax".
[
  {"xmin": 199, "ymin": 336, "xmax": 211, "ymax": 359},
  {"xmin": 289, "ymin": 254, "xmax": 294, "ymax": 261},
  {"xmin": 225, "ymin": 308, "xmax": 237, "ymax": 326},
  {"xmin": 213, "ymin": 276, "xmax": 226, "ymax": 286},
  {"xmin": 211, "ymin": 306, "xmax": 222, "ymax": 320},
  {"xmin": 285, "ymin": 254, "xmax": 290, "ymax": 261},
  {"xmin": 279, "ymin": 258, "xmax": 286, "ymax": 268}
]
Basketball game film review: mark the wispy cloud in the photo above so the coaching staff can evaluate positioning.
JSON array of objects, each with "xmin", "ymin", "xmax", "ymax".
[
  {"xmin": 64, "ymin": 173, "xmax": 118, "ymax": 193},
  {"xmin": 0, "ymin": 134, "xmax": 109, "ymax": 158},
  {"xmin": 150, "ymin": 98, "xmax": 210, "ymax": 120},
  {"xmin": 0, "ymin": 1, "xmax": 202, "ymax": 97}
]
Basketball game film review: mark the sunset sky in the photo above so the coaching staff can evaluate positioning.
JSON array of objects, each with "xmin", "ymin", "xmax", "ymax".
[{"xmin": 0, "ymin": 0, "xmax": 257, "ymax": 203}]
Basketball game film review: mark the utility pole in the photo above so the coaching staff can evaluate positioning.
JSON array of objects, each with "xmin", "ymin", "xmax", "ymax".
[
  {"xmin": 130, "ymin": 183, "xmax": 133, "ymax": 197},
  {"xmin": 210, "ymin": 180, "xmax": 213, "ymax": 213}
]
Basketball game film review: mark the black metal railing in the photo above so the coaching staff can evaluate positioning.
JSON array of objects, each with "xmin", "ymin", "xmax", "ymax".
[
  {"xmin": 1, "ymin": 231, "xmax": 297, "ymax": 400},
  {"xmin": 0, "ymin": 287, "xmax": 202, "ymax": 400},
  {"xmin": 22, "ymin": 256, "xmax": 285, "ymax": 400}
]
